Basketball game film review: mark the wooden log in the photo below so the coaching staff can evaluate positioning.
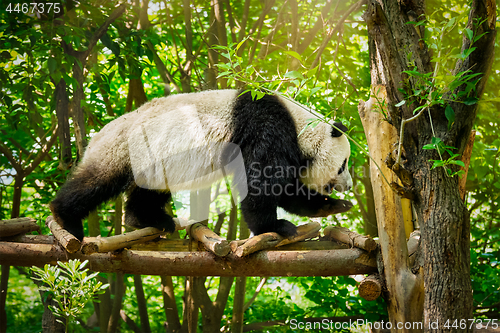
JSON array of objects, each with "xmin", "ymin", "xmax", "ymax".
[
  {"xmin": 276, "ymin": 222, "xmax": 321, "ymax": 247},
  {"xmin": 358, "ymin": 274, "xmax": 383, "ymax": 301},
  {"xmin": 323, "ymin": 226, "xmax": 377, "ymax": 252},
  {"xmin": 231, "ymin": 222, "xmax": 321, "ymax": 257},
  {"xmin": 231, "ymin": 233, "xmax": 281, "ymax": 257},
  {"xmin": 46, "ymin": 216, "xmax": 81, "ymax": 253},
  {"xmin": 0, "ymin": 241, "xmax": 377, "ymax": 277},
  {"xmin": 0, "ymin": 218, "xmax": 39, "ymax": 237},
  {"xmin": 131, "ymin": 239, "xmax": 349, "ymax": 252},
  {"xmin": 229, "ymin": 239, "xmax": 247, "ymax": 253},
  {"xmin": 186, "ymin": 223, "xmax": 231, "ymax": 257},
  {"xmin": 0, "ymin": 234, "xmax": 55, "ymax": 244},
  {"xmin": 81, "ymin": 217, "xmax": 189, "ymax": 254},
  {"xmin": 81, "ymin": 227, "xmax": 168, "ymax": 254}
]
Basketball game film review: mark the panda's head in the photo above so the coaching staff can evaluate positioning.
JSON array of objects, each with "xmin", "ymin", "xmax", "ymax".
[{"xmin": 300, "ymin": 122, "xmax": 353, "ymax": 195}]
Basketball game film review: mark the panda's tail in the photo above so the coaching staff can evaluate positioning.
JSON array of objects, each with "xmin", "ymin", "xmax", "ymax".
[{"xmin": 50, "ymin": 165, "xmax": 132, "ymax": 241}]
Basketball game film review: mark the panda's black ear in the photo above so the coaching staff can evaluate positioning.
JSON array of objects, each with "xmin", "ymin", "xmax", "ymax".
[{"xmin": 331, "ymin": 122, "xmax": 348, "ymax": 137}]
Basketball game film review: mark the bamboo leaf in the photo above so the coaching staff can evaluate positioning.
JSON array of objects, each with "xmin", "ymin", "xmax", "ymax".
[
  {"xmin": 445, "ymin": 105, "xmax": 455, "ymax": 130},
  {"xmin": 466, "ymin": 28, "xmax": 474, "ymax": 42}
]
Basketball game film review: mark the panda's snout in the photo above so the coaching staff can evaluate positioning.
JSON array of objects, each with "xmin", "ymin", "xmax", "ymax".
[
  {"xmin": 324, "ymin": 181, "xmax": 351, "ymax": 193},
  {"xmin": 324, "ymin": 176, "xmax": 352, "ymax": 193}
]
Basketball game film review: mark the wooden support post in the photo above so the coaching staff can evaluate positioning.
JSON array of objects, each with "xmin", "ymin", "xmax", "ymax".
[
  {"xmin": 323, "ymin": 226, "xmax": 377, "ymax": 252},
  {"xmin": 46, "ymin": 216, "xmax": 81, "ymax": 253},
  {"xmin": 0, "ymin": 218, "xmax": 39, "ymax": 238}
]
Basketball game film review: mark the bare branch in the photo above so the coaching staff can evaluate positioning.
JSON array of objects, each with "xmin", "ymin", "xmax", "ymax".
[
  {"xmin": 310, "ymin": 0, "xmax": 366, "ymax": 69},
  {"xmin": 0, "ymin": 143, "xmax": 21, "ymax": 174},
  {"xmin": 243, "ymin": 277, "xmax": 267, "ymax": 312},
  {"xmin": 297, "ymin": 0, "xmax": 338, "ymax": 54},
  {"xmin": 83, "ymin": 3, "xmax": 127, "ymax": 60},
  {"xmin": 25, "ymin": 124, "xmax": 58, "ymax": 175}
]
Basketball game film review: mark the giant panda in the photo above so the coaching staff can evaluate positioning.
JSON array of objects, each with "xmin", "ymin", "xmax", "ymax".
[{"xmin": 50, "ymin": 90, "xmax": 353, "ymax": 241}]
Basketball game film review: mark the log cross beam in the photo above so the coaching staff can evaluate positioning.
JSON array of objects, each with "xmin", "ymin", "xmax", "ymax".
[{"xmin": 0, "ymin": 239, "xmax": 377, "ymax": 277}]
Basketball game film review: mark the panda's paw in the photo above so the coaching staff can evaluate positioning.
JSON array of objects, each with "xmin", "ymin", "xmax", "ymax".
[
  {"xmin": 274, "ymin": 219, "xmax": 298, "ymax": 239},
  {"xmin": 62, "ymin": 223, "xmax": 85, "ymax": 242},
  {"xmin": 315, "ymin": 198, "xmax": 353, "ymax": 216},
  {"xmin": 156, "ymin": 217, "xmax": 176, "ymax": 234},
  {"xmin": 125, "ymin": 210, "xmax": 176, "ymax": 234}
]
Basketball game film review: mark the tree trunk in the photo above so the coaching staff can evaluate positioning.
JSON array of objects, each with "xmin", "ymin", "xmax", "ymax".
[
  {"xmin": 363, "ymin": 0, "xmax": 497, "ymax": 331},
  {"xmin": 134, "ymin": 275, "xmax": 152, "ymax": 333},
  {"xmin": 0, "ymin": 173, "xmax": 24, "ymax": 333},
  {"xmin": 161, "ymin": 276, "xmax": 183, "ymax": 333},
  {"xmin": 0, "ymin": 265, "xmax": 8, "ymax": 333},
  {"xmin": 232, "ymin": 220, "xmax": 250, "ymax": 333},
  {"xmin": 71, "ymin": 61, "xmax": 87, "ymax": 160},
  {"xmin": 54, "ymin": 78, "xmax": 72, "ymax": 169}
]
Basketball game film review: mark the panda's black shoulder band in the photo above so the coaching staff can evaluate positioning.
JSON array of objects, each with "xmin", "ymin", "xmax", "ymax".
[{"xmin": 331, "ymin": 122, "xmax": 348, "ymax": 137}]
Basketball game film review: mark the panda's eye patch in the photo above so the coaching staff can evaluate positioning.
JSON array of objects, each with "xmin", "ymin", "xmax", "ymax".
[{"xmin": 338, "ymin": 158, "xmax": 347, "ymax": 175}]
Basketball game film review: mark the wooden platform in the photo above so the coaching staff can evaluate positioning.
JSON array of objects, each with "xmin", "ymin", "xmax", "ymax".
[{"xmin": 0, "ymin": 235, "xmax": 377, "ymax": 277}]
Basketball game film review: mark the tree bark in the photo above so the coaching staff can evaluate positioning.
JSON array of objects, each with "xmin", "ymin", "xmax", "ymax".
[{"xmin": 363, "ymin": 0, "xmax": 497, "ymax": 331}]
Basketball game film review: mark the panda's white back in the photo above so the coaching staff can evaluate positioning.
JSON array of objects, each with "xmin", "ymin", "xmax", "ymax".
[{"xmin": 82, "ymin": 90, "xmax": 240, "ymax": 192}]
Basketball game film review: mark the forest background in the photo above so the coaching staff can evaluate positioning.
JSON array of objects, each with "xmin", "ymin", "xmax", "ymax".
[{"xmin": 0, "ymin": 0, "xmax": 498, "ymax": 332}]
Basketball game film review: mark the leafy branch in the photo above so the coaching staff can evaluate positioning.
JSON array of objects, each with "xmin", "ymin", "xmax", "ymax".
[
  {"xmin": 31, "ymin": 259, "xmax": 108, "ymax": 332},
  {"xmin": 394, "ymin": 15, "xmax": 488, "ymax": 177}
]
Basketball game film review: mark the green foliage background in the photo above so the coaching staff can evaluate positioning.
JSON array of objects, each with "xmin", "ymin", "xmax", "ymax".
[{"xmin": 0, "ymin": 0, "xmax": 498, "ymax": 331}]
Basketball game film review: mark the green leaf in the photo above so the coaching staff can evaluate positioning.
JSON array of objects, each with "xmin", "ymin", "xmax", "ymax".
[
  {"xmin": 283, "ymin": 50, "xmax": 302, "ymax": 62},
  {"xmin": 431, "ymin": 137, "xmax": 442, "ymax": 145},
  {"xmin": 235, "ymin": 36, "xmax": 249, "ymax": 51},
  {"xmin": 461, "ymin": 47, "xmax": 476, "ymax": 59},
  {"xmin": 445, "ymin": 105, "xmax": 455, "ymax": 129},
  {"xmin": 395, "ymin": 100, "xmax": 406, "ymax": 107},
  {"xmin": 284, "ymin": 71, "xmax": 304, "ymax": 80},
  {"xmin": 466, "ymin": 28, "xmax": 474, "ymax": 42},
  {"xmin": 473, "ymin": 32, "xmax": 488, "ymax": 43},
  {"xmin": 413, "ymin": 105, "xmax": 426, "ymax": 114},
  {"xmin": 402, "ymin": 69, "xmax": 423, "ymax": 77},
  {"xmin": 430, "ymin": 160, "xmax": 445, "ymax": 169},
  {"xmin": 48, "ymin": 57, "xmax": 57, "ymax": 74},
  {"xmin": 309, "ymin": 87, "xmax": 322, "ymax": 96},
  {"xmin": 463, "ymin": 97, "xmax": 479, "ymax": 105},
  {"xmin": 444, "ymin": 17, "xmax": 457, "ymax": 31},
  {"xmin": 422, "ymin": 143, "xmax": 436, "ymax": 150},
  {"xmin": 449, "ymin": 160, "xmax": 465, "ymax": 167},
  {"xmin": 307, "ymin": 65, "xmax": 319, "ymax": 78}
]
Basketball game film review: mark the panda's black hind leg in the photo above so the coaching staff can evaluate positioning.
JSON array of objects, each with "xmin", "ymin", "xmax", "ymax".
[
  {"xmin": 50, "ymin": 166, "xmax": 132, "ymax": 241},
  {"xmin": 124, "ymin": 186, "xmax": 176, "ymax": 233}
]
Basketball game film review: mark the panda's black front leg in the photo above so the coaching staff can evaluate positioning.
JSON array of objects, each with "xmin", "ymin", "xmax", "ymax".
[
  {"xmin": 125, "ymin": 186, "xmax": 176, "ymax": 233},
  {"xmin": 278, "ymin": 180, "xmax": 352, "ymax": 217},
  {"xmin": 241, "ymin": 195, "xmax": 298, "ymax": 238}
]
